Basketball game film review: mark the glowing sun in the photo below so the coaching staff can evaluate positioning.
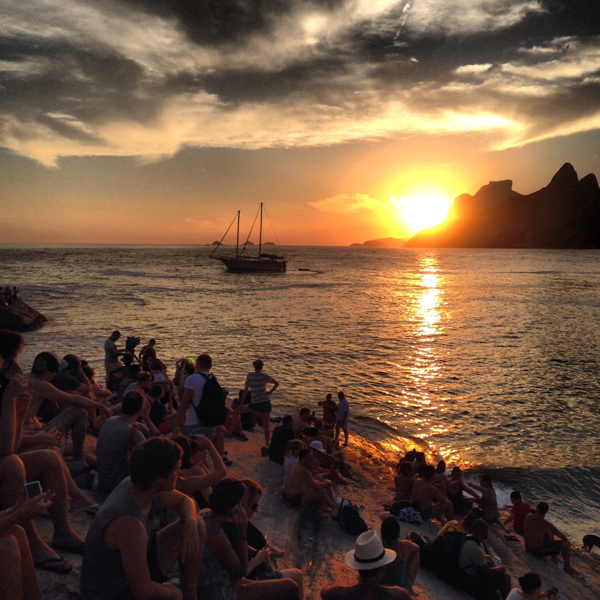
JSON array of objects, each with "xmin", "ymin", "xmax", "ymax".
[{"xmin": 392, "ymin": 194, "xmax": 452, "ymax": 232}]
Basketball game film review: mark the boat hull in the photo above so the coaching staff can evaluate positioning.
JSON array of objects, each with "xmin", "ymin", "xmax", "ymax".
[{"xmin": 220, "ymin": 257, "xmax": 287, "ymax": 273}]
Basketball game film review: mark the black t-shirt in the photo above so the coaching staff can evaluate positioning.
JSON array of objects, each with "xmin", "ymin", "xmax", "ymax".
[
  {"xmin": 268, "ymin": 425, "xmax": 296, "ymax": 465},
  {"xmin": 51, "ymin": 372, "xmax": 81, "ymax": 393}
]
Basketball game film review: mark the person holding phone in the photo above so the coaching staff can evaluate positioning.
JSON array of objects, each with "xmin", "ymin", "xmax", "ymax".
[
  {"xmin": 0, "ymin": 487, "xmax": 55, "ymax": 598},
  {"xmin": 507, "ymin": 572, "xmax": 557, "ymax": 599}
]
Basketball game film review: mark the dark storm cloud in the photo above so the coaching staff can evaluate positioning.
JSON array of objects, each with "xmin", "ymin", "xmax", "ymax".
[{"xmin": 0, "ymin": 0, "xmax": 599, "ymax": 164}]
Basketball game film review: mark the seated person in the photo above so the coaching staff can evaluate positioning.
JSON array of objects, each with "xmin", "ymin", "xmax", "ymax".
[
  {"xmin": 0, "ymin": 488, "xmax": 54, "ymax": 598},
  {"xmin": 317, "ymin": 394, "xmax": 337, "ymax": 426},
  {"xmin": 411, "ymin": 465, "xmax": 454, "ymax": 524},
  {"xmin": 292, "ymin": 407, "xmax": 313, "ymax": 437},
  {"xmin": 457, "ymin": 519, "xmax": 511, "ymax": 599},
  {"xmin": 283, "ymin": 440, "xmax": 303, "ymax": 491},
  {"xmin": 380, "ymin": 516, "xmax": 420, "ymax": 595},
  {"xmin": 116, "ymin": 363, "xmax": 141, "ymax": 403},
  {"xmin": 309, "ymin": 440, "xmax": 350, "ymax": 482},
  {"xmin": 96, "ymin": 391, "xmax": 146, "ymax": 494},
  {"xmin": 436, "ymin": 508, "xmax": 482, "ymax": 537},
  {"xmin": 106, "ymin": 353, "xmax": 134, "ymax": 393},
  {"xmin": 148, "ymin": 384, "xmax": 177, "ymax": 435},
  {"xmin": 173, "ymin": 435, "xmax": 227, "ymax": 510},
  {"xmin": 506, "ymin": 572, "xmax": 548, "ymax": 600},
  {"xmin": 221, "ymin": 479, "xmax": 303, "ymax": 595},
  {"xmin": 411, "ymin": 452, "xmax": 426, "ymax": 477},
  {"xmin": 394, "ymin": 461, "xmax": 414, "ymax": 502},
  {"xmin": 284, "ymin": 449, "xmax": 336, "ymax": 516},
  {"xmin": 468, "ymin": 473, "xmax": 508, "ymax": 532},
  {"xmin": 199, "ymin": 478, "xmax": 300, "ymax": 600},
  {"xmin": 81, "ymin": 438, "xmax": 205, "ymax": 600},
  {"xmin": 503, "ymin": 491, "xmax": 531, "ymax": 536},
  {"xmin": 321, "ymin": 530, "xmax": 410, "ymax": 600},
  {"xmin": 524, "ymin": 502, "xmax": 577, "ymax": 574},
  {"xmin": 434, "ymin": 460, "xmax": 448, "ymax": 498},
  {"xmin": 447, "ymin": 466, "xmax": 477, "ymax": 515},
  {"xmin": 268, "ymin": 415, "xmax": 295, "ymax": 464}
]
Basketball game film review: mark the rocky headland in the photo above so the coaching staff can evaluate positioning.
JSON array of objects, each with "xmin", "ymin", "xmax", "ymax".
[{"xmin": 405, "ymin": 163, "xmax": 600, "ymax": 248}]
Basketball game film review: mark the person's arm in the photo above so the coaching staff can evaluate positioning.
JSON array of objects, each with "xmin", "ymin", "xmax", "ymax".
[
  {"xmin": 0, "ymin": 375, "xmax": 28, "ymax": 455},
  {"xmin": 0, "ymin": 491, "xmax": 54, "ymax": 534},
  {"xmin": 91, "ymin": 382, "xmax": 112, "ymax": 400},
  {"xmin": 304, "ymin": 467, "xmax": 332, "ymax": 492},
  {"xmin": 267, "ymin": 378, "xmax": 279, "ymax": 395},
  {"xmin": 240, "ymin": 385, "xmax": 250, "ymax": 404},
  {"xmin": 106, "ymin": 515, "xmax": 182, "ymax": 600},
  {"xmin": 157, "ymin": 489, "xmax": 201, "ymax": 562},
  {"xmin": 206, "ymin": 506, "xmax": 249, "ymax": 577},
  {"xmin": 176, "ymin": 436, "xmax": 227, "ymax": 496},
  {"xmin": 40, "ymin": 380, "xmax": 110, "ymax": 418},
  {"xmin": 246, "ymin": 546, "xmax": 271, "ymax": 576},
  {"xmin": 546, "ymin": 521, "xmax": 569, "ymax": 542},
  {"xmin": 141, "ymin": 400, "xmax": 159, "ymax": 437},
  {"xmin": 173, "ymin": 387, "xmax": 192, "ymax": 436}
]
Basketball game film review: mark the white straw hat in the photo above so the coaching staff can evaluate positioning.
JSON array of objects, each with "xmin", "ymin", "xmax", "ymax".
[{"xmin": 344, "ymin": 531, "xmax": 396, "ymax": 570}]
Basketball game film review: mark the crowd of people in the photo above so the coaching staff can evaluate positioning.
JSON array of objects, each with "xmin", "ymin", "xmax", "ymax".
[{"xmin": 0, "ymin": 328, "xmax": 582, "ymax": 600}]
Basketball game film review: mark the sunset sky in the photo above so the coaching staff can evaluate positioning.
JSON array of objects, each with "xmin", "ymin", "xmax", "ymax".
[{"xmin": 1, "ymin": 0, "xmax": 599, "ymax": 245}]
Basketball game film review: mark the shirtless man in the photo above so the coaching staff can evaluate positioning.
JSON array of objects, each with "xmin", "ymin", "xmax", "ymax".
[
  {"xmin": 293, "ymin": 407, "xmax": 313, "ymax": 437},
  {"xmin": 411, "ymin": 464, "xmax": 454, "ymax": 524},
  {"xmin": 524, "ymin": 502, "xmax": 577, "ymax": 574},
  {"xmin": 285, "ymin": 449, "xmax": 336, "ymax": 516},
  {"xmin": 24, "ymin": 353, "xmax": 110, "ymax": 463},
  {"xmin": 393, "ymin": 462, "xmax": 414, "ymax": 501},
  {"xmin": 321, "ymin": 530, "xmax": 410, "ymax": 600}
]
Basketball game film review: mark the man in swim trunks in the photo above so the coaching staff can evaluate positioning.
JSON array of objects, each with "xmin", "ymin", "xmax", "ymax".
[
  {"xmin": 411, "ymin": 464, "xmax": 454, "ymax": 524},
  {"xmin": 285, "ymin": 449, "xmax": 335, "ymax": 516},
  {"xmin": 334, "ymin": 391, "xmax": 349, "ymax": 446},
  {"xmin": 524, "ymin": 502, "xmax": 577, "ymax": 574}
]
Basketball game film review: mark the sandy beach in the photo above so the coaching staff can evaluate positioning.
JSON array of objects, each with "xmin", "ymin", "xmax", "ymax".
[{"xmin": 34, "ymin": 428, "xmax": 600, "ymax": 600}]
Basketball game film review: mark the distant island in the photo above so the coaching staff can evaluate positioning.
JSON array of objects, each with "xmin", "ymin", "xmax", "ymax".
[
  {"xmin": 405, "ymin": 163, "xmax": 600, "ymax": 248},
  {"xmin": 351, "ymin": 237, "xmax": 408, "ymax": 247}
]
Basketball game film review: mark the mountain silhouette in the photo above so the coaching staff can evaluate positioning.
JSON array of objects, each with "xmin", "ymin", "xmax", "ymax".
[{"xmin": 405, "ymin": 163, "xmax": 600, "ymax": 248}]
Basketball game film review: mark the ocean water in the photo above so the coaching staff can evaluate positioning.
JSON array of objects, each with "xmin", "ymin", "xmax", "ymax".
[{"xmin": 1, "ymin": 244, "xmax": 599, "ymax": 543}]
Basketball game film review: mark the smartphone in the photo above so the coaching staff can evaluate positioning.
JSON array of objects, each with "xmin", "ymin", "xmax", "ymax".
[{"xmin": 25, "ymin": 480, "xmax": 43, "ymax": 500}]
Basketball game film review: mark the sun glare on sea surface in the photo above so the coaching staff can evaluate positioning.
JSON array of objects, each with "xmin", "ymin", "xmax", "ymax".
[{"xmin": 392, "ymin": 194, "xmax": 452, "ymax": 232}]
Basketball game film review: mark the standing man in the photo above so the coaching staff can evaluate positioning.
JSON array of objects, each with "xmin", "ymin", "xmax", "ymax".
[
  {"xmin": 335, "ymin": 391, "xmax": 349, "ymax": 446},
  {"xmin": 231, "ymin": 359, "xmax": 279, "ymax": 453},
  {"xmin": 104, "ymin": 331, "xmax": 125, "ymax": 382},
  {"xmin": 172, "ymin": 354, "xmax": 230, "ymax": 466}
]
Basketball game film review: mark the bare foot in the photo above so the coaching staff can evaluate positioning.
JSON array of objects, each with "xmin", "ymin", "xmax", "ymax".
[{"xmin": 564, "ymin": 566, "xmax": 580, "ymax": 576}]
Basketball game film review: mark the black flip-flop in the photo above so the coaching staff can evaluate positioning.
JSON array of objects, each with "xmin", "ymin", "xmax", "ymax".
[{"xmin": 34, "ymin": 557, "xmax": 73, "ymax": 574}]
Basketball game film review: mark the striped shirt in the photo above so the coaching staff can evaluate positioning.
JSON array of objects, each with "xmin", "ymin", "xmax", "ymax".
[{"xmin": 245, "ymin": 371, "xmax": 274, "ymax": 404}]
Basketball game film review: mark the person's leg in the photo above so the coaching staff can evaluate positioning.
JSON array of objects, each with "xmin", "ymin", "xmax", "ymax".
[
  {"xmin": 560, "ymin": 539, "xmax": 574, "ymax": 571},
  {"xmin": 276, "ymin": 570, "xmax": 304, "ymax": 599},
  {"xmin": 9, "ymin": 525, "xmax": 41, "ymax": 600},
  {"xmin": 0, "ymin": 454, "xmax": 66, "ymax": 565},
  {"xmin": 237, "ymin": 578, "xmax": 300, "ymax": 600},
  {"xmin": 262, "ymin": 412, "xmax": 271, "ymax": 447},
  {"xmin": 213, "ymin": 426, "xmax": 225, "ymax": 456},
  {"xmin": 229, "ymin": 404, "xmax": 251, "ymax": 435},
  {"xmin": 400, "ymin": 541, "xmax": 420, "ymax": 594},
  {"xmin": 334, "ymin": 421, "xmax": 340, "ymax": 441},
  {"xmin": 342, "ymin": 425, "xmax": 348, "ymax": 446},
  {"xmin": 155, "ymin": 517, "xmax": 205, "ymax": 600},
  {"xmin": 48, "ymin": 406, "xmax": 87, "ymax": 463},
  {"xmin": 0, "ymin": 533, "xmax": 23, "ymax": 600},
  {"xmin": 19, "ymin": 450, "xmax": 84, "ymax": 549}
]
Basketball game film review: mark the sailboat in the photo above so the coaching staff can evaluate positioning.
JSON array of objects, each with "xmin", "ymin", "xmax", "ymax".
[{"xmin": 210, "ymin": 203, "xmax": 287, "ymax": 273}]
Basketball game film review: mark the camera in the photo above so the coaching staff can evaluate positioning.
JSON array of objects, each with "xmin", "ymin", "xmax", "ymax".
[{"xmin": 125, "ymin": 336, "xmax": 141, "ymax": 354}]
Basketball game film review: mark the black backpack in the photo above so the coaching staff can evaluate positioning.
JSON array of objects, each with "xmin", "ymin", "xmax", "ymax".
[
  {"xmin": 192, "ymin": 373, "xmax": 228, "ymax": 426},
  {"xmin": 430, "ymin": 530, "xmax": 470, "ymax": 583},
  {"xmin": 335, "ymin": 499, "xmax": 368, "ymax": 536}
]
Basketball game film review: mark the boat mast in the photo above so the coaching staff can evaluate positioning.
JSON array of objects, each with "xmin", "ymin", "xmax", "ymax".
[
  {"xmin": 236, "ymin": 210, "xmax": 240, "ymax": 257},
  {"xmin": 259, "ymin": 202, "xmax": 263, "ymax": 257}
]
